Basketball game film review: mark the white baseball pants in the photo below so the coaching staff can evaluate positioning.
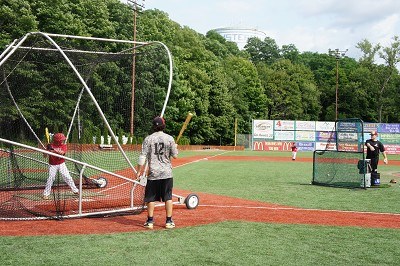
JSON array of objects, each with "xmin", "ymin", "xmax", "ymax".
[{"xmin": 43, "ymin": 163, "xmax": 79, "ymax": 196}]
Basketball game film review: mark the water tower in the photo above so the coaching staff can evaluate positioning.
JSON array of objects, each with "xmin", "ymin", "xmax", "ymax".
[{"xmin": 213, "ymin": 27, "xmax": 267, "ymax": 49}]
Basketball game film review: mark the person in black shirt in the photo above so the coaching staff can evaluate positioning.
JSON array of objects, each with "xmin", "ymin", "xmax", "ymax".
[{"xmin": 365, "ymin": 130, "xmax": 388, "ymax": 172}]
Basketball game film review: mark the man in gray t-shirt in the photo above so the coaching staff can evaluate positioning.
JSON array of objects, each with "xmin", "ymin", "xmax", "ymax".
[{"xmin": 137, "ymin": 116, "xmax": 178, "ymax": 229}]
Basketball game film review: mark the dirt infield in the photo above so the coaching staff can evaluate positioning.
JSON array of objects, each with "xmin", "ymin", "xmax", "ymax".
[{"xmin": 1, "ymin": 154, "xmax": 400, "ymax": 236}]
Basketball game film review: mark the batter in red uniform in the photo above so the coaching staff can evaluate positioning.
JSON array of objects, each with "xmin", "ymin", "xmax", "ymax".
[{"xmin": 43, "ymin": 133, "xmax": 79, "ymax": 199}]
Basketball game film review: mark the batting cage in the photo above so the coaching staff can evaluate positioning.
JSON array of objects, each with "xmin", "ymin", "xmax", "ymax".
[
  {"xmin": 312, "ymin": 118, "xmax": 368, "ymax": 188},
  {"xmin": 0, "ymin": 32, "xmax": 175, "ymax": 220}
]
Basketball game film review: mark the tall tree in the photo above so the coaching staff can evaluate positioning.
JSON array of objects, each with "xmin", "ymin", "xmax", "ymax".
[
  {"xmin": 258, "ymin": 59, "xmax": 320, "ymax": 120},
  {"xmin": 356, "ymin": 37, "xmax": 400, "ymax": 122},
  {"xmin": 281, "ymin": 44, "xmax": 300, "ymax": 63},
  {"xmin": 356, "ymin": 39, "xmax": 381, "ymax": 66},
  {"xmin": 298, "ymin": 52, "xmax": 339, "ymax": 120},
  {"xmin": 208, "ymin": 67, "xmax": 236, "ymax": 145},
  {"xmin": 245, "ymin": 37, "xmax": 281, "ymax": 65},
  {"xmin": 0, "ymin": 0, "xmax": 38, "ymax": 48},
  {"xmin": 223, "ymin": 56, "xmax": 267, "ymax": 132},
  {"xmin": 377, "ymin": 36, "xmax": 400, "ymax": 122},
  {"xmin": 205, "ymin": 30, "xmax": 241, "ymax": 58}
]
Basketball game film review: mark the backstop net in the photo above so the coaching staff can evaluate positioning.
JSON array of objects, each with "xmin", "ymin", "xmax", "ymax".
[
  {"xmin": 0, "ymin": 32, "xmax": 173, "ymax": 220},
  {"xmin": 312, "ymin": 118, "xmax": 366, "ymax": 188}
]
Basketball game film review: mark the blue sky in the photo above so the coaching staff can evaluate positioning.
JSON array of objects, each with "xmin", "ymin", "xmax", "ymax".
[{"xmin": 133, "ymin": 0, "xmax": 399, "ymax": 60}]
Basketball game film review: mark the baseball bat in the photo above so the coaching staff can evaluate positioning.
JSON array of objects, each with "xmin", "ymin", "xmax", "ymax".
[
  {"xmin": 176, "ymin": 112, "xmax": 193, "ymax": 144},
  {"xmin": 45, "ymin": 127, "xmax": 50, "ymax": 144}
]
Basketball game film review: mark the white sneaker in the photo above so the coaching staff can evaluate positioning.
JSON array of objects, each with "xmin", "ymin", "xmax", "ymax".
[
  {"xmin": 165, "ymin": 221, "xmax": 175, "ymax": 229},
  {"xmin": 143, "ymin": 221, "xmax": 154, "ymax": 229}
]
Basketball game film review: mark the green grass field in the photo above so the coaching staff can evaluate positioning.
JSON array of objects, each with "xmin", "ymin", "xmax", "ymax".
[
  {"xmin": 175, "ymin": 150, "xmax": 400, "ymax": 213},
  {"xmin": 1, "ymin": 150, "xmax": 400, "ymax": 265}
]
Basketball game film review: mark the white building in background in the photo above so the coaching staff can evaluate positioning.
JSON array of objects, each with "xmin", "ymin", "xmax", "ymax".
[{"xmin": 213, "ymin": 27, "xmax": 267, "ymax": 50}]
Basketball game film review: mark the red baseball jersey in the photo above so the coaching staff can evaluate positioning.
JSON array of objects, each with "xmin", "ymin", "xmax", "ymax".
[{"xmin": 48, "ymin": 143, "xmax": 67, "ymax": 165}]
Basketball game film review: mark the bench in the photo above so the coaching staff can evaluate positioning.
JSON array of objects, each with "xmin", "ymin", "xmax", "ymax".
[{"xmin": 99, "ymin": 144, "xmax": 114, "ymax": 150}]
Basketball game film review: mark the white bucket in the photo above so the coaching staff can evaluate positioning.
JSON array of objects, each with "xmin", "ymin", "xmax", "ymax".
[{"xmin": 361, "ymin": 173, "xmax": 371, "ymax": 188}]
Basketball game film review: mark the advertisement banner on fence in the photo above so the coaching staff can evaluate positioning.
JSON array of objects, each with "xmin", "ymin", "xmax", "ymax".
[
  {"xmin": 297, "ymin": 142, "xmax": 315, "ymax": 151},
  {"xmin": 295, "ymin": 131, "xmax": 316, "ymax": 141},
  {"xmin": 295, "ymin": 121, "xmax": 316, "ymax": 131},
  {"xmin": 337, "ymin": 121, "xmax": 362, "ymax": 132},
  {"xmin": 274, "ymin": 131, "xmax": 295, "ymax": 140},
  {"xmin": 337, "ymin": 132, "xmax": 359, "ymax": 141},
  {"xmin": 316, "ymin": 131, "xmax": 336, "ymax": 141},
  {"xmin": 384, "ymin": 144, "xmax": 400, "ymax": 154},
  {"xmin": 274, "ymin": 120, "xmax": 295, "ymax": 130},
  {"xmin": 378, "ymin": 123, "xmax": 400, "ymax": 133},
  {"xmin": 363, "ymin": 123, "xmax": 377, "ymax": 133},
  {"xmin": 337, "ymin": 143, "xmax": 360, "ymax": 152},
  {"xmin": 253, "ymin": 141, "xmax": 293, "ymax": 151},
  {"xmin": 251, "ymin": 120, "xmax": 400, "ymax": 154},
  {"xmin": 316, "ymin": 121, "xmax": 335, "ymax": 132},
  {"xmin": 380, "ymin": 133, "xmax": 400, "ymax": 144},
  {"xmin": 315, "ymin": 142, "xmax": 336, "ymax": 150},
  {"xmin": 253, "ymin": 120, "xmax": 273, "ymax": 139}
]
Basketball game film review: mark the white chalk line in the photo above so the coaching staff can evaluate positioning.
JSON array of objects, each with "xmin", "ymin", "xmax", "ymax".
[
  {"xmin": 173, "ymin": 151, "xmax": 232, "ymax": 169},
  {"xmin": 99, "ymin": 151, "xmax": 230, "ymax": 196},
  {"xmin": 101, "ymin": 181, "xmax": 131, "ymax": 193},
  {"xmin": 196, "ymin": 204, "xmax": 400, "ymax": 217},
  {"xmin": 172, "ymin": 153, "xmax": 400, "ymax": 218}
]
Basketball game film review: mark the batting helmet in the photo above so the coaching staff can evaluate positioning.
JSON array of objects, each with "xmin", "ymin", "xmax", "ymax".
[
  {"xmin": 53, "ymin": 133, "xmax": 66, "ymax": 143},
  {"xmin": 152, "ymin": 116, "xmax": 165, "ymax": 131}
]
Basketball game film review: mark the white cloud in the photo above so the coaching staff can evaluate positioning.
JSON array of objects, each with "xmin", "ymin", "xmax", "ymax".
[
  {"xmin": 139, "ymin": 0, "xmax": 400, "ymax": 59},
  {"xmin": 371, "ymin": 14, "xmax": 400, "ymax": 43}
]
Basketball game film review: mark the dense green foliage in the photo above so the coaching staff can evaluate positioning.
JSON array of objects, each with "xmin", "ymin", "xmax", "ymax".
[{"xmin": 1, "ymin": 0, "xmax": 400, "ymax": 145}]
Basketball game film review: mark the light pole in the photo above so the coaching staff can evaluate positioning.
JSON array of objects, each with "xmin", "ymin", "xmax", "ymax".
[
  {"xmin": 329, "ymin": 48, "xmax": 348, "ymax": 121},
  {"xmin": 127, "ymin": 0, "xmax": 145, "ymax": 136}
]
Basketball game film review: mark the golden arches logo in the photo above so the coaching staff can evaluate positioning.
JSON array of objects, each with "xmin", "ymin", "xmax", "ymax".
[{"xmin": 253, "ymin": 141, "xmax": 264, "ymax": 150}]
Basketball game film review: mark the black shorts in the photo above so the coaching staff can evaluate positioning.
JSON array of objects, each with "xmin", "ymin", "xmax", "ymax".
[
  {"xmin": 144, "ymin": 178, "xmax": 173, "ymax": 203},
  {"xmin": 369, "ymin": 157, "xmax": 379, "ymax": 172}
]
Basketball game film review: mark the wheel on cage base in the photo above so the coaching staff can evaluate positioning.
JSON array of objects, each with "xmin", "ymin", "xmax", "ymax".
[
  {"xmin": 184, "ymin": 193, "xmax": 199, "ymax": 209},
  {"xmin": 96, "ymin": 177, "xmax": 108, "ymax": 188}
]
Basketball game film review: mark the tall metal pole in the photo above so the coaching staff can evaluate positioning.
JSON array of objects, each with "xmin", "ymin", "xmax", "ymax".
[
  {"xmin": 130, "ymin": 1, "xmax": 137, "ymax": 137},
  {"xmin": 127, "ymin": 0, "xmax": 145, "ymax": 137},
  {"xmin": 329, "ymin": 48, "xmax": 348, "ymax": 121},
  {"xmin": 335, "ymin": 59, "xmax": 339, "ymax": 121}
]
